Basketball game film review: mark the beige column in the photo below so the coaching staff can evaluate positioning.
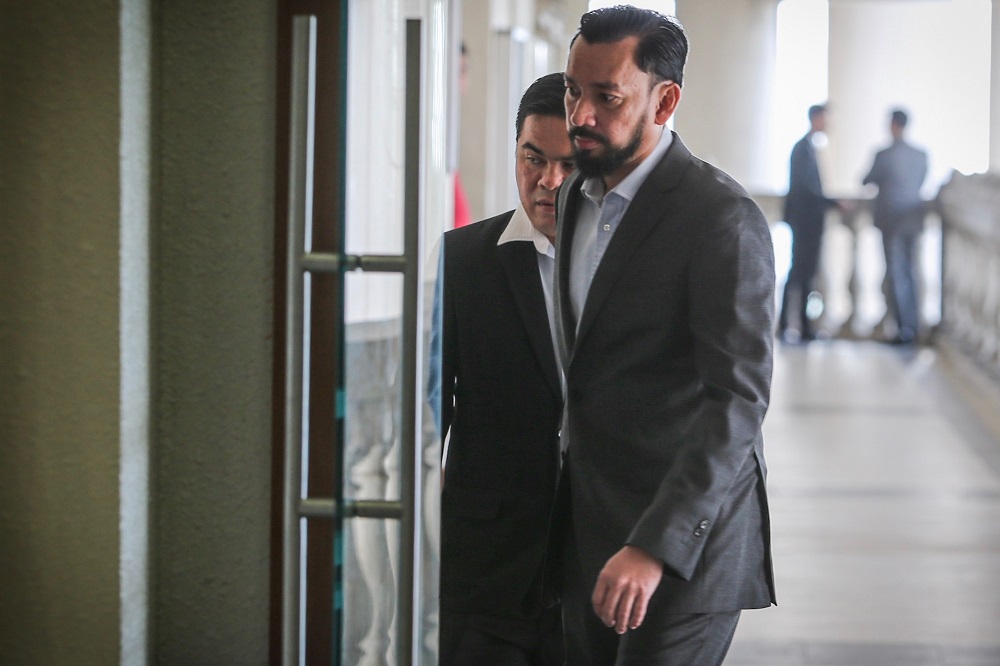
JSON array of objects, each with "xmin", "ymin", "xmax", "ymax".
[
  {"xmin": 460, "ymin": 0, "xmax": 588, "ymax": 220},
  {"xmin": 828, "ymin": 1, "xmax": 991, "ymax": 194},
  {"xmin": 674, "ymin": 0, "xmax": 779, "ymax": 194},
  {"xmin": 459, "ymin": 0, "xmax": 493, "ymax": 219}
]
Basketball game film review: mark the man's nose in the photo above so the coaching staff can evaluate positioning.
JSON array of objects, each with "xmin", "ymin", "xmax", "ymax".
[
  {"xmin": 568, "ymin": 97, "xmax": 596, "ymax": 128},
  {"xmin": 539, "ymin": 164, "xmax": 565, "ymax": 191}
]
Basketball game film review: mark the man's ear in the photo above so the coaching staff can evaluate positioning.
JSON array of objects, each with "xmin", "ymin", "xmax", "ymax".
[{"xmin": 654, "ymin": 81, "xmax": 681, "ymax": 125}]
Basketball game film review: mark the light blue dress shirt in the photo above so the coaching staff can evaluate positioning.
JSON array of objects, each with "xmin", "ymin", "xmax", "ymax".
[{"xmin": 568, "ymin": 129, "xmax": 674, "ymax": 327}]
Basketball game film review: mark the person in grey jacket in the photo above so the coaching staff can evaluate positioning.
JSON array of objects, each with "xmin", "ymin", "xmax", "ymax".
[
  {"xmin": 863, "ymin": 108, "xmax": 929, "ymax": 345},
  {"xmin": 554, "ymin": 6, "xmax": 776, "ymax": 664}
]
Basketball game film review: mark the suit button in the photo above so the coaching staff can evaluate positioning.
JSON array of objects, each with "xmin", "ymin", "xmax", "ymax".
[
  {"xmin": 698, "ymin": 519, "xmax": 710, "ymax": 529},
  {"xmin": 693, "ymin": 529, "xmax": 704, "ymax": 537}
]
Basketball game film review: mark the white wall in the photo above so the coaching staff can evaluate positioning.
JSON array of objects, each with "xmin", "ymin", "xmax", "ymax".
[{"xmin": 828, "ymin": 0, "xmax": 992, "ymax": 196}]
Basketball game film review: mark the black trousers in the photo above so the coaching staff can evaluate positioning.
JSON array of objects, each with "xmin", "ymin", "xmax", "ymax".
[
  {"xmin": 561, "ymin": 527, "xmax": 740, "ymax": 666},
  {"xmin": 779, "ymin": 222, "xmax": 823, "ymax": 336},
  {"xmin": 439, "ymin": 606, "xmax": 564, "ymax": 666}
]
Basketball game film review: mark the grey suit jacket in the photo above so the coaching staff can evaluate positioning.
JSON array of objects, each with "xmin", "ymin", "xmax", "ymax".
[
  {"xmin": 554, "ymin": 132, "xmax": 777, "ymax": 613},
  {"xmin": 863, "ymin": 139, "xmax": 928, "ymax": 234}
]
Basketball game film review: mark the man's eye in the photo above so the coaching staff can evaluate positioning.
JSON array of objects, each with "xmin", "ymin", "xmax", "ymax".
[
  {"xmin": 602, "ymin": 94, "xmax": 618, "ymax": 103},
  {"xmin": 566, "ymin": 87, "xmax": 580, "ymax": 98}
]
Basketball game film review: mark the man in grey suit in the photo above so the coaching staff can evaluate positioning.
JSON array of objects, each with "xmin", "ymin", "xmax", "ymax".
[
  {"xmin": 863, "ymin": 109, "xmax": 928, "ymax": 345},
  {"xmin": 554, "ymin": 6, "xmax": 776, "ymax": 664}
]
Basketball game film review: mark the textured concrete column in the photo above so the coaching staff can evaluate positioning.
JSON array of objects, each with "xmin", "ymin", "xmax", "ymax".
[
  {"xmin": 675, "ymin": 0, "xmax": 778, "ymax": 193},
  {"xmin": 154, "ymin": 1, "xmax": 275, "ymax": 663}
]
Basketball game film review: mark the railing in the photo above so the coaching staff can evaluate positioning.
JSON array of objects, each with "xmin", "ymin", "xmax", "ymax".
[
  {"xmin": 752, "ymin": 193, "xmax": 943, "ymax": 341},
  {"xmin": 936, "ymin": 172, "xmax": 1000, "ymax": 374}
]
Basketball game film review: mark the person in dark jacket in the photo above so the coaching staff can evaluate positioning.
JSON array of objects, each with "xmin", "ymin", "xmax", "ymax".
[
  {"xmin": 778, "ymin": 104, "xmax": 844, "ymax": 342},
  {"xmin": 434, "ymin": 72, "xmax": 574, "ymax": 665}
]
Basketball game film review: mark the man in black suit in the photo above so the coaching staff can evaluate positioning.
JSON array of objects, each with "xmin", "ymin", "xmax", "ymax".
[
  {"xmin": 863, "ymin": 109, "xmax": 928, "ymax": 345},
  {"xmin": 778, "ymin": 103, "xmax": 843, "ymax": 342},
  {"xmin": 554, "ymin": 7, "xmax": 776, "ymax": 664},
  {"xmin": 435, "ymin": 72, "xmax": 574, "ymax": 665}
]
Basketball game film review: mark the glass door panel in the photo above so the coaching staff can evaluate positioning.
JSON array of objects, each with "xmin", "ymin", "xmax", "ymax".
[
  {"xmin": 280, "ymin": 0, "xmax": 451, "ymax": 662},
  {"xmin": 336, "ymin": 0, "xmax": 451, "ymax": 663}
]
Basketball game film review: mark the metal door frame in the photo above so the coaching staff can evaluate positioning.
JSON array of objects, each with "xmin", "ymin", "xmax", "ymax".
[{"xmin": 278, "ymin": 13, "xmax": 427, "ymax": 666}]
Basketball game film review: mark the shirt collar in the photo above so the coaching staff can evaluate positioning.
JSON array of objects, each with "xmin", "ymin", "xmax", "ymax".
[
  {"xmin": 581, "ymin": 128, "xmax": 673, "ymax": 206},
  {"xmin": 497, "ymin": 206, "xmax": 555, "ymax": 258}
]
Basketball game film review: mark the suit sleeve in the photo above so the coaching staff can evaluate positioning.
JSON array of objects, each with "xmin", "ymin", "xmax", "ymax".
[
  {"xmin": 627, "ymin": 196, "xmax": 775, "ymax": 580},
  {"xmin": 863, "ymin": 151, "xmax": 883, "ymax": 187},
  {"xmin": 792, "ymin": 141, "xmax": 837, "ymax": 208}
]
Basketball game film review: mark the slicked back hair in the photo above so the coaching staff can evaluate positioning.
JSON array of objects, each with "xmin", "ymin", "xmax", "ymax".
[
  {"xmin": 571, "ymin": 4, "xmax": 688, "ymax": 87},
  {"xmin": 515, "ymin": 72, "xmax": 567, "ymax": 142}
]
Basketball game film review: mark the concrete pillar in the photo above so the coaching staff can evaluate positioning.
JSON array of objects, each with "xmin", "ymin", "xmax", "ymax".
[
  {"xmin": 460, "ymin": 0, "xmax": 588, "ymax": 220},
  {"xmin": 154, "ymin": 0, "xmax": 275, "ymax": 662},
  {"xmin": 460, "ymin": 0, "xmax": 492, "ymax": 219},
  {"xmin": 675, "ymin": 0, "xmax": 778, "ymax": 193},
  {"xmin": 828, "ymin": 1, "xmax": 991, "ymax": 195}
]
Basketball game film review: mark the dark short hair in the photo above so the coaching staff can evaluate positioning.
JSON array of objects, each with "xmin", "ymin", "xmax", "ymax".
[
  {"xmin": 571, "ymin": 5, "xmax": 688, "ymax": 87},
  {"xmin": 808, "ymin": 104, "xmax": 826, "ymax": 121},
  {"xmin": 515, "ymin": 72, "xmax": 567, "ymax": 141},
  {"xmin": 891, "ymin": 108, "xmax": 909, "ymax": 128}
]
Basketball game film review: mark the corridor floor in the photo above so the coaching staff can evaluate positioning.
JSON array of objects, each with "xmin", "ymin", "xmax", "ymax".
[{"xmin": 727, "ymin": 340, "xmax": 1000, "ymax": 666}]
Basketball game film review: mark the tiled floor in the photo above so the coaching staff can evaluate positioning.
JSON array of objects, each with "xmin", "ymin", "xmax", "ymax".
[{"xmin": 728, "ymin": 341, "xmax": 1000, "ymax": 666}]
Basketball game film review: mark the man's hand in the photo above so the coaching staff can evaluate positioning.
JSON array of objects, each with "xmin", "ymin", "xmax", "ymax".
[{"xmin": 591, "ymin": 545, "xmax": 663, "ymax": 634}]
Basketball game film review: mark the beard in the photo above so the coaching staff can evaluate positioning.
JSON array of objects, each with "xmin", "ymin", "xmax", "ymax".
[{"xmin": 570, "ymin": 121, "xmax": 645, "ymax": 178}]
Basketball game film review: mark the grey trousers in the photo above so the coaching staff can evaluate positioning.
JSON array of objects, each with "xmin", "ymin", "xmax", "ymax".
[{"xmin": 562, "ymin": 528, "xmax": 741, "ymax": 665}]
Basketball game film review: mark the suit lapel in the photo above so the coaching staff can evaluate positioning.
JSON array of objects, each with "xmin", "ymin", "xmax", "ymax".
[
  {"xmin": 574, "ymin": 134, "xmax": 692, "ymax": 348},
  {"xmin": 499, "ymin": 240, "xmax": 562, "ymax": 400},
  {"xmin": 555, "ymin": 170, "xmax": 585, "ymax": 365}
]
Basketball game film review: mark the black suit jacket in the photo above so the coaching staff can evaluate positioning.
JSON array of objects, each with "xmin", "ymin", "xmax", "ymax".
[
  {"xmin": 554, "ymin": 133, "xmax": 777, "ymax": 613},
  {"xmin": 438, "ymin": 210, "xmax": 563, "ymax": 619},
  {"xmin": 784, "ymin": 133, "xmax": 836, "ymax": 234}
]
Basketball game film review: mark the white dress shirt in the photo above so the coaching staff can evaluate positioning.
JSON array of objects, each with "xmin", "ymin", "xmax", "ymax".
[{"xmin": 498, "ymin": 206, "xmax": 562, "ymax": 390}]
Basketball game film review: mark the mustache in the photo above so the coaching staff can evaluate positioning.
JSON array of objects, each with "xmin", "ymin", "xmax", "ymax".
[{"xmin": 568, "ymin": 127, "xmax": 608, "ymax": 145}]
